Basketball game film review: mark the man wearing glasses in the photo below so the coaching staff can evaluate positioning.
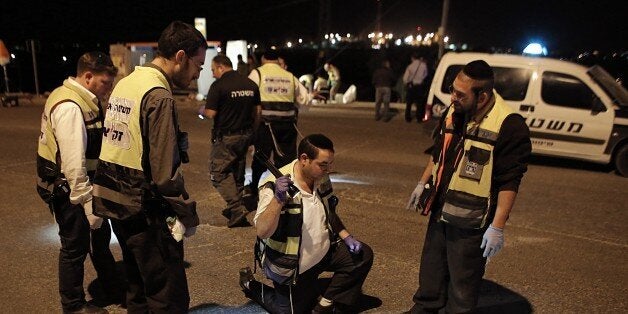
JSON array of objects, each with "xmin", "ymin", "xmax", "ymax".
[
  {"xmin": 240, "ymin": 134, "xmax": 373, "ymax": 313},
  {"xmin": 406, "ymin": 60, "xmax": 531, "ymax": 313},
  {"xmin": 199, "ymin": 54, "xmax": 261, "ymax": 228},
  {"xmin": 92, "ymin": 21, "xmax": 207, "ymax": 313}
]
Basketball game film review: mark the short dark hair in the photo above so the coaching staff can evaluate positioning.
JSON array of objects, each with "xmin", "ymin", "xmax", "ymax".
[
  {"xmin": 298, "ymin": 134, "xmax": 334, "ymax": 159},
  {"xmin": 462, "ymin": 60, "xmax": 494, "ymax": 95},
  {"xmin": 157, "ymin": 21, "xmax": 208, "ymax": 59},
  {"xmin": 262, "ymin": 50, "xmax": 279, "ymax": 61},
  {"xmin": 213, "ymin": 54, "xmax": 233, "ymax": 68},
  {"xmin": 77, "ymin": 51, "xmax": 117, "ymax": 76}
]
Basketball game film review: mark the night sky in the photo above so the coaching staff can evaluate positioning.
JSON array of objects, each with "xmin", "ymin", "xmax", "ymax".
[{"xmin": 1, "ymin": 0, "xmax": 626, "ymax": 52}]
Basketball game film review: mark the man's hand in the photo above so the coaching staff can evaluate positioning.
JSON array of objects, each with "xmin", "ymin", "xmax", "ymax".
[
  {"xmin": 480, "ymin": 225, "xmax": 504, "ymax": 258},
  {"xmin": 343, "ymin": 235, "xmax": 362, "ymax": 254},
  {"xmin": 83, "ymin": 199, "xmax": 103, "ymax": 230},
  {"xmin": 197, "ymin": 106, "xmax": 206, "ymax": 119},
  {"xmin": 167, "ymin": 217, "xmax": 186, "ymax": 242},
  {"xmin": 406, "ymin": 181, "xmax": 425, "ymax": 210},
  {"xmin": 274, "ymin": 175, "xmax": 293, "ymax": 204}
]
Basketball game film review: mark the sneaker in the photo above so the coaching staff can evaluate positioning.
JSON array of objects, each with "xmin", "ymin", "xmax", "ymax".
[
  {"xmin": 239, "ymin": 267, "xmax": 254, "ymax": 291},
  {"xmin": 221, "ymin": 208, "xmax": 231, "ymax": 219}
]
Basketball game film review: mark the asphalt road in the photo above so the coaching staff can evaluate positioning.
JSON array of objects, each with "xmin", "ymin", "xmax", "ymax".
[{"xmin": 1, "ymin": 98, "xmax": 626, "ymax": 313}]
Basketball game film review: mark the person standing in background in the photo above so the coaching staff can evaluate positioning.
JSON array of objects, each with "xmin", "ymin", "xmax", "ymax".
[
  {"xmin": 403, "ymin": 53, "xmax": 428, "ymax": 123},
  {"xmin": 236, "ymin": 54, "xmax": 248, "ymax": 77},
  {"xmin": 200, "ymin": 54, "xmax": 261, "ymax": 228},
  {"xmin": 372, "ymin": 59, "xmax": 396, "ymax": 122},
  {"xmin": 324, "ymin": 62, "xmax": 341, "ymax": 103},
  {"xmin": 246, "ymin": 50, "xmax": 312, "ymax": 198}
]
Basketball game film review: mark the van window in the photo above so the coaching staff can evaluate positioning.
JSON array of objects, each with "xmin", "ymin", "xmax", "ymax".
[
  {"xmin": 542, "ymin": 71, "xmax": 596, "ymax": 110},
  {"xmin": 440, "ymin": 65, "xmax": 531, "ymax": 101}
]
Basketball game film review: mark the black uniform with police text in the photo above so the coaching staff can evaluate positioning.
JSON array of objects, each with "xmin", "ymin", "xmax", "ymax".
[{"xmin": 205, "ymin": 70, "xmax": 260, "ymax": 220}]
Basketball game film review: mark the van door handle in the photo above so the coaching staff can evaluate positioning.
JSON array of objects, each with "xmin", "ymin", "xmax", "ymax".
[{"xmin": 520, "ymin": 104, "xmax": 535, "ymax": 112}]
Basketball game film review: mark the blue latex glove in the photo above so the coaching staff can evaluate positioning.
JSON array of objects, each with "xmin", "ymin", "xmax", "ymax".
[
  {"xmin": 274, "ymin": 175, "xmax": 293, "ymax": 203},
  {"xmin": 480, "ymin": 225, "xmax": 504, "ymax": 258},
  {"xmin": 343, "ymin": 235, "xmax": 363, "ymax": 254}
]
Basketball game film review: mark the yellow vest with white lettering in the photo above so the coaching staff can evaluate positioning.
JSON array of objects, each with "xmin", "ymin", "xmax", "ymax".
[
  {"xmin": 92, "ymin": 66, "xmax": 170, "ymax": 219},
  {"xmin": 36, "ymin": 79, "xmax": 103, "ymax": 201},
  {"xmin": 99, "ymin": 66, "xmax": 170, "ymax": 170},
  {"xmin": 433, "ymin": 92, "xmax": 516, "ymax": 229},
  {"xmin": 256, "ymin": 63, "xmax": 296, "ymax": 122}
]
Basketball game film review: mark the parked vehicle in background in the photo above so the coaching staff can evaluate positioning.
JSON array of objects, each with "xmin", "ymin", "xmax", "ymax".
[{"xmin": 428, "ymin": 52, "xmax": 628, "ymax": 176}]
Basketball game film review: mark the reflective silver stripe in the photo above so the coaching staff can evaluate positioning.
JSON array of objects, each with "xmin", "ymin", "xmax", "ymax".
[
  {"xmin": 261, "ymin": 110, "xmax": 296, "ymax": 117},
  {"xmin": 476, "ymin": 128, "xmax": 499, "ymax": 142},
  {"xmin": 442, "ymin": 201, "xmax": 487, "ymax": 219},
  {"xmin": 92, "ymin": 184, "xmax": 137, "ymax": 207}
]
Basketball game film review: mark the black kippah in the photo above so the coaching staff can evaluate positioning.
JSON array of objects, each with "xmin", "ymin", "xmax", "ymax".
[
  {"xmin": 462, "ymin": 60, "xmax": 494, "ymax": 80},
  {"xmin": 263, "ymin": 50, "xmax": 279, "ymax": 60}
]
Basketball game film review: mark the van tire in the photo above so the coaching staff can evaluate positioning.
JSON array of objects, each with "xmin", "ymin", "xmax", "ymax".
[{"xmin": 615, "ymin": 144, "xmax": 628, "ymax": 177}]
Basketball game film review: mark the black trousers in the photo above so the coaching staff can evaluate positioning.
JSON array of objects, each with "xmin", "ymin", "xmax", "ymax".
[
  {"xmin": 410, "ymin": 212, "xmax": 487, "ymax": 314},
  {"xmin": 248, "ymin": 241, "xmax": 374, "ymax": 314},
  {"xmin": 110, "ymin": 209, "xmax": 189, "ymax": 314},
  {"xmin": 210, "ymin": 132, "xmax": 253, "ymax": 216},
  {"xmin": 52, "ymin": 197, "xmax": 119, "ymax": 311},
  {"xmin": 251, "ymin": 121, "xmax": 297, "ymax": 190},
  {"xmin": 405, "ymin": 84, "xmax": 428, "ymax": 121}
]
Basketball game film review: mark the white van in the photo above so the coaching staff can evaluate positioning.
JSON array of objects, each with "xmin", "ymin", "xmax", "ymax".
[{"xmin": 428, "ymin": 52, "xmax": 628, "ymax": 176}]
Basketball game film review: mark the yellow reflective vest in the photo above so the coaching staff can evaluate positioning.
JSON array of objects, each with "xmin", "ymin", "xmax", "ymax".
[
  {"xmin": 92, "ymin": 66, "xmax": 170, "ymax": 219},
  {"xmin": 433, "ymin": 92, "xmax": 516, "ymax": 229},
  {"xmin": 256, "ymin": 160, "xmax": 337, "ymax": 285},
  {"xmin": 36, "ymin": 79, "xmax": 103, "ymax": 201},
  {"xmin": 255, "ymin": 63, "xmax": 296, "ymax": 122}
]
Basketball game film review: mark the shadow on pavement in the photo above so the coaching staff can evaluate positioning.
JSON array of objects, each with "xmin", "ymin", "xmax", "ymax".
[
  {"xmin": 476, "ymin": 279, "xmax": 533, "ymax": 314},
  {"xmin": 190, "ymin": 301, "xmax": 267, "ymax": 313}
]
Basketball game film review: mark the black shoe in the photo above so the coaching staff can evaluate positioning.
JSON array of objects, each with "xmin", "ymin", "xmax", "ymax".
[
  {"xmin": 239, "ymin": 267, "xmax": 254, "ymax": 291},
  {"xmin": 228, "ymin": 209, "xmax": 249, "ymax": 228},
  {"xmin": 221, "ymin": 208, "xmax": 231, "ymax": 219},
  {"xmin": 312, "ymin": 302, "xmax": 335, "ymax": 314},
  {"xmin": 64, "ymin": 304, "xmax": 108, "ymax": 314},
  {"xmin": 242, "ymin": 185, "xmax": 258, "ymax": 198}
]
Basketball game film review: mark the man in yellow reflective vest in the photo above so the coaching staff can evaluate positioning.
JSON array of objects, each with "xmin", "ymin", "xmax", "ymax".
[
  {"xmin": 406, "ymin": 60, "xmax": 531, "ymax": 313},
  {"xmin": 247, "ymin": 50, "xmax": 312, "ymax": 198},
  {"xmin": 36, "ymin": 52, "xmax": 120, "ymax": 313},
  {"xmin": 92, "ymin": 21, "xmax": 207, "ymax": 313},
  {"xmin": 241, "ymin": 134, "xmax": 373, "ymax": 313}
]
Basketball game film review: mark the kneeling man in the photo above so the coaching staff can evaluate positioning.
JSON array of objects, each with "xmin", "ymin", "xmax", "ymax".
[{"xmin": 241, "ymin": 134, "xmax": 373, "ymax": 313}]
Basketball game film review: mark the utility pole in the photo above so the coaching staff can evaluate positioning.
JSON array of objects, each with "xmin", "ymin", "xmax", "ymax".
[
  {"xmin": 30, "ymin": 40, "xmax": 40, "ymax": 96},
  {"xmin": 376, "ymin": 0, "xmax": 382, "ymax": 34},
  {"xmin": 438, "ymin": 0, "xmax": 450, "ymax": 61},
  {"xmin": 318, "ymin": 0, "xmax": 331, "ymax": 41}
]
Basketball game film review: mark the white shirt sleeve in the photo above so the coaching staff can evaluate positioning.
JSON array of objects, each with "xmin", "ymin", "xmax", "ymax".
[
  {"xmin": 294, "ymin": 77, "xmax": 312, "ymax": 108},
  {"xmin": 253, "ymin": 187, "xmax": 274, "ymax": 226},
  {"xmin": 248, "ymin": 69, "xmax": 260, "ymax": 86},
  {"xmin": 403, "ymin": 64, "xmax": 412, "ymax": 84},
  {"xmin": 51, "ymin": 102, "xmax": 92, "ymax": 206}
]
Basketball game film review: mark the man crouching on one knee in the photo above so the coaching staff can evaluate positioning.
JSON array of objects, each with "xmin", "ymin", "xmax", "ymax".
[{"xmin": 241, "ymin": 134, "xmax": 374, "ymax": 313}]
